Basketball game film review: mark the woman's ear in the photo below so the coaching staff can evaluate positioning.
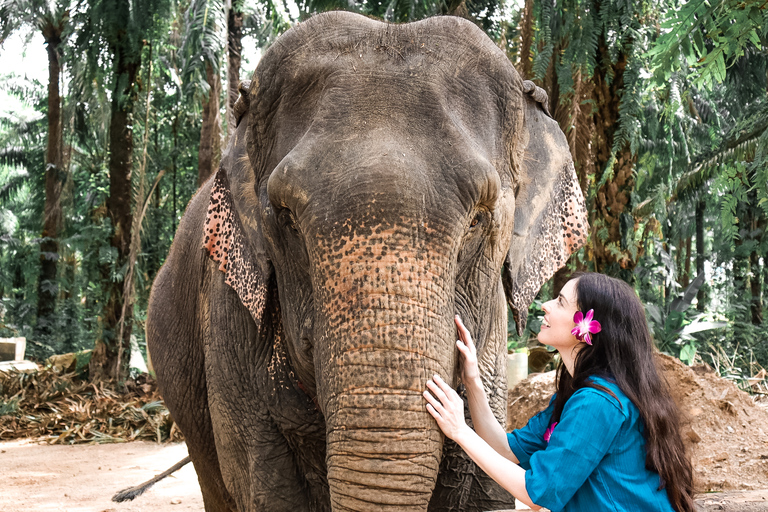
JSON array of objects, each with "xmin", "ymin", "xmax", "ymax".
[{"xmin": 503, "ymin": 81, "xmax": 588, "ymax": 334}]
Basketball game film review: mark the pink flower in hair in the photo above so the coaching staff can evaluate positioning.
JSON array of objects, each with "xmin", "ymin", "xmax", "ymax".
[
  {"xmin": 544, "ymin": 422, "xmax": 557, "ymax": 443},
  {"xmin": 571, "ymin": 309, "xmax": 601, "ymax": 345}
]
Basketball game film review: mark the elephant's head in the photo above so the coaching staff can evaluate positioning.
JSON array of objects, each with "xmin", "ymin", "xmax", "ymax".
[{"xmin": 205, "ymin": 11, "xmax": 587, "ymax": 511}]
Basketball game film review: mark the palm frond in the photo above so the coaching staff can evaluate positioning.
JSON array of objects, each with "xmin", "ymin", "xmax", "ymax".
[
  {"xmin": 674, "ymin": 102, "xmax": 768, "ymax": 199},
  {"xmin": 0, "ymin": 170, "xmax": 30, "ymax": 205},
  {"xmin": 180, "ymin": 0, "xmax": 226, "ymax": 100}
]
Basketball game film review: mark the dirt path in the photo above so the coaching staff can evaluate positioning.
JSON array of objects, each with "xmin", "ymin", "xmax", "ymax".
[
  {"xmin": 3, "ymin": 438, "xmax": 767, "ymax": 511},
  {"xmin": 1, "ymin": 439, "xmax": 202, "ymax": 512}
]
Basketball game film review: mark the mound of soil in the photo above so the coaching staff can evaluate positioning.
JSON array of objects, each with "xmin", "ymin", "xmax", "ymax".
[{"xmin": 506, "ymin": 354, "xmax": 768, "ymax": 492}]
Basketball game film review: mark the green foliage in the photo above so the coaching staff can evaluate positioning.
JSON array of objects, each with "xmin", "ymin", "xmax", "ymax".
[
  {"xmin": 0, "ymin": 72, "xmax": 47, "ymax": 353},
  {"xmin": 648, "ymin": 0, "xmax": 768, "ymax": 90},
  {"xmin": 643, "ymin": 272, "xmax": 727, "ymax": 362},
  {"xmin": 181, "ymin": 0, "xmax": 226, "ymax": 100},
  {"xmin": 507, "ymin": 298, "xmax": 545, "ymax": 352},
  {"xmin": 507, "ymin": 280, "xmax": 554, "ymax": 352}
]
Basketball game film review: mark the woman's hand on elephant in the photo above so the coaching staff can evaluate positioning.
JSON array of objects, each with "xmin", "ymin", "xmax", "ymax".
[
  {"xmin": 455, "ymin": 315, "xmax": 481, "ymax": 386},
  {"xmin": 424, "ymin": 375, "xmax": 470, "ymax": 442}
]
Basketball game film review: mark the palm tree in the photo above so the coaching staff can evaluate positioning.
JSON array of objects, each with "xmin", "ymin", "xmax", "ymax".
[
  {"xmin": 225, "ymin": 0, "xmax": 244, "ymax": 138},
  {"xmin": 181, "ymin": 0, "xmax": 226, "ymax": 186},
  {"xmin": 76, "ymin": 0, "xmax": 172, "ymax": 380},
  {"xmin": 1, "ymin": 0, "xmax": 71, "ymax": 338},
  {"xmin": 635, "ymin": 12, "xmax": 767, "ymax": 322}
]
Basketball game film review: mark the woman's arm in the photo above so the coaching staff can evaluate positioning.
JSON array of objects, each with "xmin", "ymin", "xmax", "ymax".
[
  {"xmin": 452, "ymin": 316, "xmax": 519, "ymax": 463},
  {"xmin": 424, "ymin": 374, "xmax": 540, "ymax": 509},
  {"xmin": 455, "ymin": 425, "xmax": 540, "ymax": 510}
]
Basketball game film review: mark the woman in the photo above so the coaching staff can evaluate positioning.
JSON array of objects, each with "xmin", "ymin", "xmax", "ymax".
[{"xmin": 424, "ymin": 272, "xmax": 695, "ymax": 512}]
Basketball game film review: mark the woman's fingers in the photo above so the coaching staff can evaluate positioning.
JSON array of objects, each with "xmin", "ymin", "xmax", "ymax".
[
  {"xmin": 423, "ymin": 389, "xmax": 443, "ymax": 412},
  {"xmin": 423, "ymin": 375, "xmax": 469, "ymax": 440},
  {"xmin": 434, "ymin": 376, "xmax": 465, "ymax": 409},
  {"xmin": 426, "ymin": 376, "xmax": 451, "ymax": 404},
  {"xmin": 425, "ymin": 375, "xmax": 462, "ymax": 411},
  {"xmin": 455, "ymin": 315, "xmax": 469, "ymax": 343},
  {"xmin": 432, "ymin": 374, "xmax": 453, "ymax": 393},
  {"xmin": 455, "ymin": 316, "xmax": 476, "ymax": 353}
]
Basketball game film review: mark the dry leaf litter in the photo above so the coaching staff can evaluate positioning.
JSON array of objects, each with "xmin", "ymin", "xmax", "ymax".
[{"xmin": 0, "ymin": 368, "xmax": 183, "ymax": 444}]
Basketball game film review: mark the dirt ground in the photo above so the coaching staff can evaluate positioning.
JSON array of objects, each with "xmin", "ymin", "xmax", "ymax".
[
  {"xmin": 0, "ymin": 439, "xmax": 203, "ymax": 512},
  {"xmin": 3, "ymin": 439, "xmax": 766, "ymax": 512}
]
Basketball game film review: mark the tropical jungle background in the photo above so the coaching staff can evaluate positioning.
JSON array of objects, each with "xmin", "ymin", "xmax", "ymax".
[{"xmin": 0, "ymin": 0, "xmax": 766, "ymax": 390}]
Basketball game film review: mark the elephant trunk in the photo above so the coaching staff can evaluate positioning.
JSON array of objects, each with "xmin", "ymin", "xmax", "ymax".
[
  {"xmin": 325, "ymin": 394, "xmax": 442, "ymax": 511},
  {"xmin": 309, "ymin": 216, "xmax": 459, "ymax": 511},
  {"xmin": 317, "ymin": 304, "xmax": 454, "ymax": 511}
]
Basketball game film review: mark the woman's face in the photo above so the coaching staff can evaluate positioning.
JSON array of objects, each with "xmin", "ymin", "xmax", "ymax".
[{"xmin": 538, "ymin": 278, "xmax": 581, "ymax": 351}]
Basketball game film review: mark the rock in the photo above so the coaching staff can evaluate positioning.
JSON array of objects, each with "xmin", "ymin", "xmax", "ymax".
[{"xmin": 686, "ymin": 428, "xmax": 702, "ymax": 443}]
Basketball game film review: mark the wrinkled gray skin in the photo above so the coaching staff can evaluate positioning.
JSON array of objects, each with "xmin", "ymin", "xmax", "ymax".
[{"xmin": 147, "ymin": 11, "xmax": 587, "ymax": 512}]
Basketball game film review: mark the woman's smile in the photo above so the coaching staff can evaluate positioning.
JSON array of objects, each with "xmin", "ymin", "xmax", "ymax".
[{"xmin": 537, "ymin": 279, "xmax": 581, "ymax": 352}]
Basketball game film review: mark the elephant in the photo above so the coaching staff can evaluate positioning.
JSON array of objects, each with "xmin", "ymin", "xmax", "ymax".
[{"xmin": 147, "ymin": 10, "xmax": 588, "ymax": 512}]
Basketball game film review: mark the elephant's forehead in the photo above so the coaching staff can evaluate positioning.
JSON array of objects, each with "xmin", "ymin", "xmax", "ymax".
[
  {"xmin": 261, "ymin": 10, "xmax": 520, "ymax": 95},
  {"xmin": 259, "ymin": 50, "xmax": 515, "ymax": 168},
  {"xmin": 291, "ymin": 61, "xmax": 502, "ymax": 133}
]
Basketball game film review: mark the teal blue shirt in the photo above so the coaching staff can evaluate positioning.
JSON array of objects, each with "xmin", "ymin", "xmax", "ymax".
[{"xmin": 507, "ymin": 376, "xmax": 674, "ymax": 512}]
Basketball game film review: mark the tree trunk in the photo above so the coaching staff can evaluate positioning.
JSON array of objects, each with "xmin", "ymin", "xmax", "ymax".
[
  {"xmin": 198, "ymin": 61, "xmax": 222, "ymax": 187},
  {"xmin": 590, "ymin": 46, "xmax": 637, "ymax": 279},
  {"xmin": 749, "ymin": 249, "xmax": 762, "ymax": 325},
  {"xmin": 90, "ymin": 34, "xmax": 142, "ymax": 382},
  {"xmin": 746, "ymin": 191, "xmax": 764, "ymax": 325},
  {"xmin": 696, "ymin": 199, "xmax": 706, "ymax": 311},
  {"xmin": 172, "ymin": 110, "xmax": 179, "ymax": 234},
  {"xmin": 13, "ymin": 258, "xmax": 24, "ymax": 301},
  {"xmin": 62, "ymin": 250, "xmax": 77, "ymax": 353},
  {"xmin": 682, "ymin": 237, "xmax": 692, "ymax": 288},
  {"xmin": 226, "ymin": 3, "xmax": 243, "ymax": 139},
  {"xmin": 36, "ymin": 22, "xmax": 65, "ymax": 337},
  {"xmin": 518, "ymin": 0, "xmax": 534, "ymax": 79},
  {"xmin": 445, "ymin": 0, "xmax": 469, "ymax": 18},
  {"xmin": 733, "ymin": 241, "xmax": 748, "ymax": 319}
]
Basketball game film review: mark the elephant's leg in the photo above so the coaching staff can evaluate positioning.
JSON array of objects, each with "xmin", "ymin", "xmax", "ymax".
[
  {"xmin": 149, "ymin": 317, "xmax": 233, "ymax": 512},
  {"xmin": 206, "ymin": 272, "xmax": 323, "ymax": 512},
  {"xmin": 429, "ymin": 286, "xmax": 515, "ymax": 512},
  {"xmin": 158, "ymin": 340, "xmax": 234, "ymax": 512},
  {"xmin": 428, "ymin": 396, "xmax": 514, "ymax": 512},
  {"xmin": 147, "ymin": 181, "xmax": 236, "ymax": 512}
]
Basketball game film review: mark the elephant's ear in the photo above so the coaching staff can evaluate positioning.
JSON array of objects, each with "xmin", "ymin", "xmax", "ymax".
[
  {"xmin": 203, "ymin": 81, "xmax": 269, "ymax": 325},
  {"xmin": 233, "ymin": 80, "xmax": 251, "ymax": 128},
  {"xmin": 503, "ymin": 81, "xmax": 588, "ymax": 335}
]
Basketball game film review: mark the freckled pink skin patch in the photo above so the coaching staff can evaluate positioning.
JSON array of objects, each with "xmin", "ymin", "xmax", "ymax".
[{"xmin": 204, "ymin": 169, "xmax": 267, "ymax": 324}]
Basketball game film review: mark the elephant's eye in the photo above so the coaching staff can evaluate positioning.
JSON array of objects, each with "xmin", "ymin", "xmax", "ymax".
[
  {"xmin": 470, "ymin": 214, "xmax": 482, "ymax": 228},
  {"xmin": 279, "ymin": 208, "xmax": 300, "ymax": 233}
]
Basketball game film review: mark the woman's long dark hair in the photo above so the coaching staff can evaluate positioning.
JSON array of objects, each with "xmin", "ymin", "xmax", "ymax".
[{"xmin": 550, "ymin": 272, "xmax": 695, "ymax": 512}]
